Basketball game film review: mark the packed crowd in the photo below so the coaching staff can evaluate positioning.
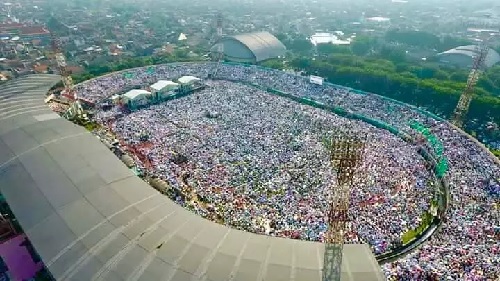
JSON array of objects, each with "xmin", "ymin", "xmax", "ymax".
[
  {"xmin": 75, "ymin": 63, "xmax": 499, "ymax": 280},
  {"xmin": 96, "ymin": 80, "xmax": 432, "ymax": 255}
]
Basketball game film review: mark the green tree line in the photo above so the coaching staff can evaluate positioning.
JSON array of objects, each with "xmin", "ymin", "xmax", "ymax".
[
  {"xmin": 262, "ymin": 54, "xmax": 500, "ymax": 141},
  {"xmin": 72, "ymin": 53, "xmax": 201, "ymax": 84}
]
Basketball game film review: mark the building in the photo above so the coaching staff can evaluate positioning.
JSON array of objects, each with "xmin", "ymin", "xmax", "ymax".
[
  {"xmin": 211, "ymin": 31, "xmax": 286, "ymax": 63},
  {"xmin": 0, "ymin": 25, "xmax": 50, "ymax": 44},
  {"xmin": 149, "ymin": 80, "xmax": 179, "ymax": 99},
  {"xmin": 437, "ymin": 45, "xmax": 500, "ymax": 68},
  {"xmin": 150, "ymin": 80, "xmax": 179, "ymax": 93},
  {"xmin": 177, "ymin": 75, "xmax": 200, "ymax": 85},
  {"xmin": 122, "ymin": 89, "xmax": 151, "ymax": 108}
]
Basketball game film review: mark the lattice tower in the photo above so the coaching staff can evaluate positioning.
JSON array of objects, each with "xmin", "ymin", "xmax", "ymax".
[
  {"xmin": 5, "ymin": 3, "xmax": 12, "ymax": 18},
  {"xmin": 451, "ymin": 40, "xmax": 490, "ymax": 128},
  {"xmin": 50, "ymin": 32, "xmax": 76, "ymax": 100},
  {"xmin": 215, "ymin": 13, "xmax": 224, "ymax": 61},
  {"xmin": 323, "ymin": 132, "xmax": 366, "ymax": 281}
]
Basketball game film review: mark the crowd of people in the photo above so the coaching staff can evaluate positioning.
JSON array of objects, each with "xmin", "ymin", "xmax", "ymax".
[
  {"xmin": 96, "ymin": 80, "xmax": 432, "ymax": 255},
  {"xmin": 74, "ymin": 63, "xmax": 499, "ymax": 280}
]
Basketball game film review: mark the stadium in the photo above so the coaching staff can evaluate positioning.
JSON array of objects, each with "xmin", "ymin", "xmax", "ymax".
[{"xmin": 0, "ymin": 60, "xmax": 499, "ymax": 281}]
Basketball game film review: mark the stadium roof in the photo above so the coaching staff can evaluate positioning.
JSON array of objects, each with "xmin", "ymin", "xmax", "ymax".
[
  {"xmin": 0, "ymin": 75, "xmax": 385, "ymax": 281},
  {"xmin": 226, "ymin": 31, "xmax": 286, "ymax": 62},
  {"xmin": 438, "ymin": 45, "xmax": 500, "ymax": 68}
]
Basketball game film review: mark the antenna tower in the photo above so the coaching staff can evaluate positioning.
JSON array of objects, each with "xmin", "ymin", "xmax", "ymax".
[
  {"xmin": 451, "ymin": 38, "xmax": 490, "ymax": 128},
  {"xmin": 323, "ymin": 131, "xmax": 366, "ymax": 281}
]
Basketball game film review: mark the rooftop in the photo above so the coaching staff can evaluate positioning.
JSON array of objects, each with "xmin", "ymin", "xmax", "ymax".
[
  {"xmin": 178, "ymin": 75, "xmax": 200, "ymax": 84},
  {"xmin": 123, "ymin": 89, "xmax": 151, "ymax": 99},
  {"xmin": 150, "ymin": 80, "xmax": 178, "ymax": 91}
]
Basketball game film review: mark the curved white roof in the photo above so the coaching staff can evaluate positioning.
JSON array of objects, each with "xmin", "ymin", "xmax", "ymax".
[
  {"xmin": 225, "ymin": 32, "xmax": 286, "ymax": 62},
  {"xmin": 438, "ymin": 45, "xmax": 500, "ymax": 68}
]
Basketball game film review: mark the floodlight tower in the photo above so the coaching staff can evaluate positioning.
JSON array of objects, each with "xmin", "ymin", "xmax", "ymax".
[
  {"xmin": 4, "ymin": 3, "xmax": 12, "ymax": 19},
  {"xmin": 51, "ymin": 32, "xmax": 75, "ymax": 100},
  {"xmin": 451, "ymin": 38, "xmax": 490, "ymax": 128},
  {"xmin": 215, "ymin": 13, "xmax": 224, "ymax": 62},
  {"xmin": 208, "ymin": 13, "xmax": 223, "ymax": 78},
  {"xmin": 51, "ymin": 32, "xmax": 85, "ymax": 120},
  {"xmin": 323, "ymin": 131, "xmax": 366, "ymax": 281}
]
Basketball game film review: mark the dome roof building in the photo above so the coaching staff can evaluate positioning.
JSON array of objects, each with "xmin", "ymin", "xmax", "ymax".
[
  {"xmin": 437, "ymin": 45, "xmax": 500, "ymax": 69},
  {"xmin": 211, "ymin": 31, "xmax": 286, "ymax": 63}
]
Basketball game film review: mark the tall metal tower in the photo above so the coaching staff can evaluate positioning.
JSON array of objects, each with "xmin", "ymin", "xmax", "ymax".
[
  {"xmin": 4, "ymin": 3, "xmax": 12, "ymax": 18},
  {"xmin": 323, "ymin": 131, "xmax": 366, "ymax": 281},
  {"xmin": 50, "ymin": 32, "xmax": 85, "ymax": 121},
  {"xmin": 208, "ymin": 13, "xmax": 223, "ymax": 78},
  {"xmin": 50, "ymin": 32, "xmax": 76, "ymax": 100},
  {"xmin": 451, "ymin": 39, "xmax": 490, "ymax": 128},
  {"xmin": 215, "ymin": 13, "xmax": 224, "ymax": 62}
]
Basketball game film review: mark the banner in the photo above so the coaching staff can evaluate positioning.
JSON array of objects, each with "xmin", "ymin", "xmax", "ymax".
[
  {"xmin": 309, "ymin": 75, "xmax": 324, "ymax": 85},
  {"xmin": 410, "ymin": 120, "xmax": 449, "ymax": 177}
]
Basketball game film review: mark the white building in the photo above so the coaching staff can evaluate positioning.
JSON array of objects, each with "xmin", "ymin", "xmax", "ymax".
[
  {"xmin": 122, "ymin": 89, "xmax": 151, "ymax": 107},
  {"xmin": 150, "ymin": 80, "xmax": 178, "ymax": 93},
  {"xmin": 310, "ymin": 33, "xmax": 351, "ymax": 46},
  {"xmin": 178, "ymin": 76, "xmax": 201, "ymax": 85},
  {"xmin": 437, "ymin": 45, "xmax": 500, "ymax": 69},
  {"xmin": 149, "ymin": 80, "xmax": 179, "ymax": 100}
]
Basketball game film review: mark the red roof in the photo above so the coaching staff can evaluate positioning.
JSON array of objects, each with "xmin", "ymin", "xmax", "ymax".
[
  {"xmin": 0, "ymin": 24, "xmax": 49, "ymax": 35},
  {"xmin": 0, "ymin": 23, "xmax": 24, "ymax": 30},
  {"xmin": 19, "ymin": 26, "xmax": 49, "ymax": 36}
]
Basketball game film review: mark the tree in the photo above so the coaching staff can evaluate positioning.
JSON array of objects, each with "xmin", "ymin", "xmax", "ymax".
[
  {"xmin": 379, "ymin": 45, "xmax": 407, "ymax": 63},
  {"xmin": 439, "ymin": 36, "xmax": 473, "ymax": 52},
  {"xmin": 284, "ymin": 38, "xmax": 313, "ymax": 54},
  {"xmin": 173, "ymin": 49, "xmax": 189, "ymax": 59},
  {"xmin": 385, "ymin": 29, "xmax": 440, "ymax": 49},
  {"xmin": 350, "ymin": 36, "xmax": 372, "ymax": 56},
  {"xmin": 450, "ymin": 71, "xmax": 468, "ymax": 82},
  {"xmin": 317, "ymin": 43, "xmax": 350, "ymax": 55},
  {"xmin": 290, "ymin": 57, "xmax": 312, "ymax": 70},
  {"xmin": 261, "ymin": 59, "xmax": 284, "ymax": 70},
  {"xmin": 491, "ymin": 149, "xmax": 500, "ymax": 159}
]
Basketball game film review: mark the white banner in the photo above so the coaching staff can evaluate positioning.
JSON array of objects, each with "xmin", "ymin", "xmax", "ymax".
[{"xmin": 309, "ymin": 75, "xmax": 324, "ymax": 85}]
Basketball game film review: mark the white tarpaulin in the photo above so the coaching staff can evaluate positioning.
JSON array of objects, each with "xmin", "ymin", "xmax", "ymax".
[{"xmin": 309, "ymin": 75, "xmax": 324, "ymax": 85}]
